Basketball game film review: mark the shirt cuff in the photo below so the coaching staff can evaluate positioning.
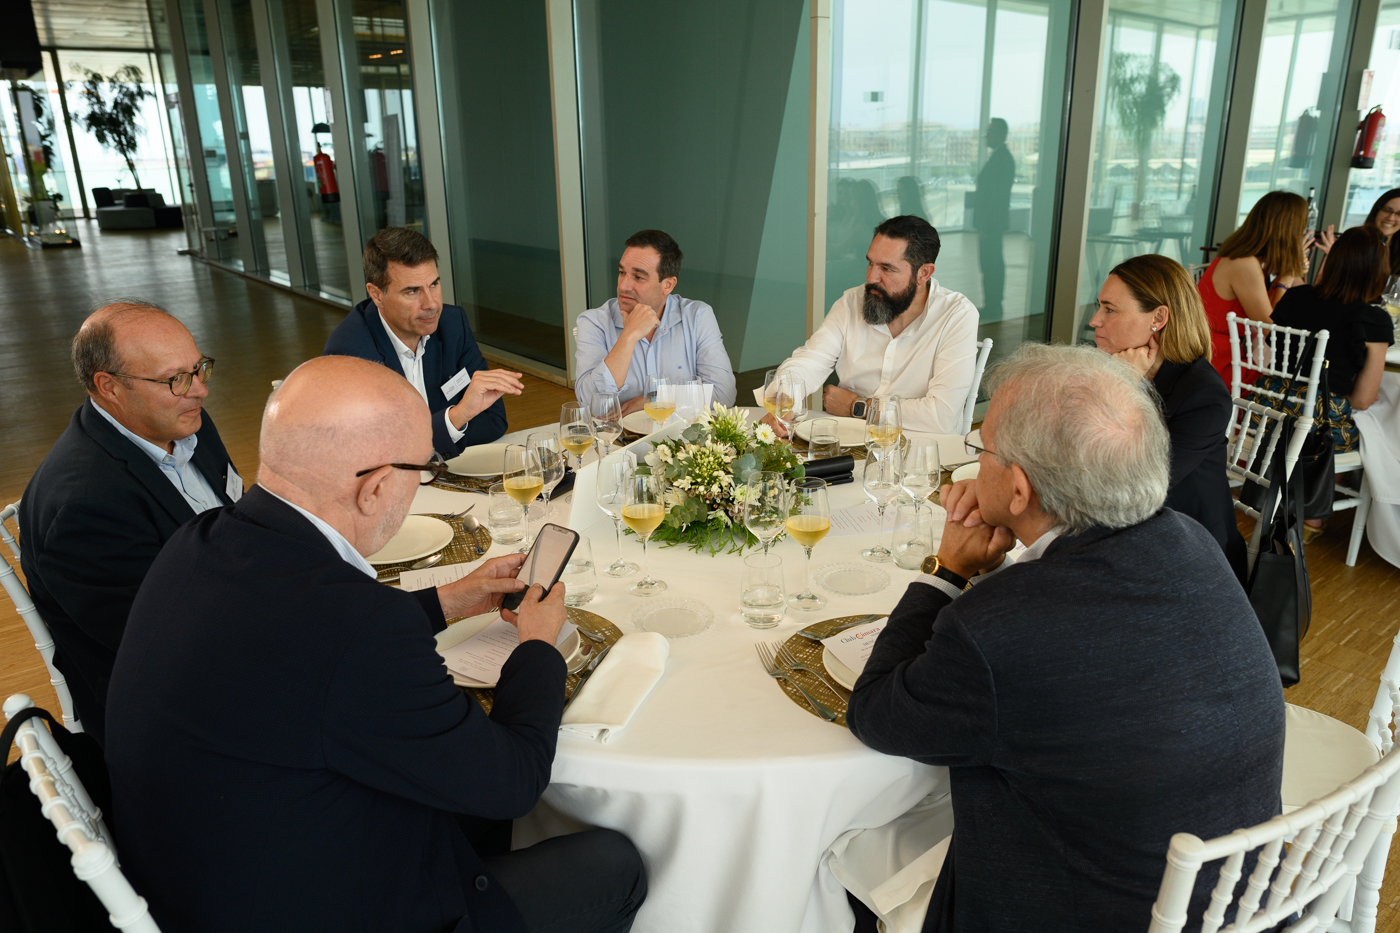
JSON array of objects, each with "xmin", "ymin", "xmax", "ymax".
[
  {"xmin": 912, "ymin": 574, "xmax": 963, "ymax": 600},
  {"xmin": 445, "ymin": 408, "xmax": 467, "ymax": 443}
]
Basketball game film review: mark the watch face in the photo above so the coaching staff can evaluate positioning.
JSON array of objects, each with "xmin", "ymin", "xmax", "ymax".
[
  {"xmin": 852, "ymin": 402, "xmax": 866, "ymax": 417},
  {"xmin": 921, "ymin": 555, "xmax": 939, "ymax": 575}
]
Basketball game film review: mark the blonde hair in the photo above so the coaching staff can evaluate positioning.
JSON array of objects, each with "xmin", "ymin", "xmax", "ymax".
[
  {"xmin": 1217, "ymin": 191, "xmax": 1307, "ymax": 281},
  {"xmin": 1107, "ymin": 254, "xmax": 1213, "ymax": 363}
]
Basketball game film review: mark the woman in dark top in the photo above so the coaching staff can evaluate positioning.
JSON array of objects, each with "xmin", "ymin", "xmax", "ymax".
[
  {"xmin": 1091, "ymin": 254, "xmax": 1247, "ymax": 583},
  {"xmin": 1363, "ymin": 187, "xmax": 1400, "ymax": 275}
]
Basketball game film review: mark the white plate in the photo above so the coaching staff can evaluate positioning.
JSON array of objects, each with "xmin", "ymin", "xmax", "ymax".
[
  {"xmin": 814, "ymin": 562, "xmax": 890, "ymax": 596},
  {"xmin": 795, "ymin": 416, "xmax": 867, "ymax": 448},
  {"xmin": 446, "ymin": 443, "xmax": 510, "ymax": 477},
  {"xmin": 622, "ymin": 410, "xmax": 667, "ymax": 434},
  {"xmin": 630, "ymin": 597, "xmax": 715, "ymax": 638},
  {"xmin": 951, "ymin": 462, "xmax": 980, "ymax": 483},
  {"xmin": 366, "ymin": 515, "xmax": 455, "ymax": 565},
  {"xmin": 435, "ymin": 615, "xmax": 583, "ymax": 688},
  {"xmin": 822, "ymin": 646, "xmax": 859, "ymax": 691}
]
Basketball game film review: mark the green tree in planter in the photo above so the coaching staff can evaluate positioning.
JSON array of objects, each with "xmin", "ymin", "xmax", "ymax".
[
  {"xmin": 1109, "ymin": 52, "xmax": 1181, "ymax": 217},
  {"xmin": 73, "ymin": 65, "xmax": 155, "ymax": 190}
]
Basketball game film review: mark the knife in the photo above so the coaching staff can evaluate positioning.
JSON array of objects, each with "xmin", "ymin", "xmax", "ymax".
[
  {"xmin": 795, "ymin": 613, "xmax": 887, "ymax": 642},
  {"xmin": 563, "ymin": 643, "xmax": 612, "ymax": 711}
]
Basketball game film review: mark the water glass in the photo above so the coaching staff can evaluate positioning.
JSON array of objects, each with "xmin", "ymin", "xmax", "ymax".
[
  {"xmin": 739, "ymin": 552, "xmax": 786, "ymax": 628},
  {"xmin": 487, "ymin": 482, "xmax": 526, "ymax": 545},
  {"xmin": 561, "ymin": 537, "xmax": 598, "ymax": 607},
  {"xmin": 891, "ymin": 500, "xmax": 935, "ymax": 570},
  {"xmin": 808, "ymin": 418, "xmax": 841, "ymax": 460}
]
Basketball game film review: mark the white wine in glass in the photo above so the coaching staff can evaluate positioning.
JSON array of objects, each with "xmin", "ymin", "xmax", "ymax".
[
  {"xmin": 865, "ymin": 396, "xmax": 903, "ymax": 449},
  {"xmin": 787, "ymin": 477, "xmax": 830, "ymax": 610},
  {"xmin": 590, "ymin": 392, "xmax": 623, "ymax": 454},
  {"xmin": 645, "ymin": 375, "xmax": 676, "ymax": 427},
  {"xmin": 625, "ymin": 469, "xmax": 668, "ymax": 596},
  {"xmin": 761, "ymin": 369, "xmax": 779, "ymax": 414},
  {"xmin": 774, "ymin": 373, "xmax": 806, "ymax": 440},
  {"xmin": 560, "ymin": 402, "xmax": 594, "ymax": 470},
  {"xmin": 503, "ymin": 445, "xmax": 543, "ymax": 553}
]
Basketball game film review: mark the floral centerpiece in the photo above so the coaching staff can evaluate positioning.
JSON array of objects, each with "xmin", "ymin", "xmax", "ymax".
[{"xmin": 642, "ymin": 403, "xmax": 805, "ymax": 554}]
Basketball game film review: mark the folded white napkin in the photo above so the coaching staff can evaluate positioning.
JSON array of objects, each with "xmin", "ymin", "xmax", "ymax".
[{"xmin": 560, "ymin": 632, "xmax": 669, "ymax": 742}]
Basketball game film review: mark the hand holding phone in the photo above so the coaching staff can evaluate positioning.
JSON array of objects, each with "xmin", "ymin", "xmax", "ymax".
[{"xmin": 500, "ymin": 523, "xmax": 580, "ymax": 613}]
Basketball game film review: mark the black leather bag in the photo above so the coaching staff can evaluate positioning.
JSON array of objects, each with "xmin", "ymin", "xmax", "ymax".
[{"xmin": 1246, "ymin": 416, "xmax": 1312, "ymax": 687}]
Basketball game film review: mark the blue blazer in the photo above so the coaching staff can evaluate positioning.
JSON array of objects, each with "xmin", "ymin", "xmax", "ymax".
[
  {"xmin": 106, "ymin": 487, "xmax": 566, "ymax": 933},
  {"xmin": 324, "ymin": 299, "xmax": 508, "ymax": 455},
  {"xmin": 19, "ymin": 400, "xmax": 236, "ymax": 745}
]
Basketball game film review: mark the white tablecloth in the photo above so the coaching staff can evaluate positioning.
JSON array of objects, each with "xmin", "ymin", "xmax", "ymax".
[
  {"xmin": 412, "ymin": 415, "xmax": 947, "ymax": 933},
  {"xmin": 1352, "ymin": 372, "xmax": 1400, "ymax": 568}
]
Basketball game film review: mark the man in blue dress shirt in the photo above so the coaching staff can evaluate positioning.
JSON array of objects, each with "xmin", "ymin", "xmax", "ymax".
[
  {"xmin": 573, "ymin": 229, "xmax": 736, "ymax": 412},
  {"xmin": 324, "ymin": 227, "xmax": 524, "ymax": 456}
]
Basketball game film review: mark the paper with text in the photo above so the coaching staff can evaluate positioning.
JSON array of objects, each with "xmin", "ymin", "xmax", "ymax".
[
  {"xmin": 828, "ymin": 501, "xmax": 887, "ymax": 537},
  {"xmin": 821, "ymin": 618, "xmax": 888, "ymax": 679},
  {"xmin": 439, "ymin": 617, "xmax": 578, "ymax": 684},
  {"xmin": 397, "ymin": 559, "xmax": 483, "ymax": 592}
]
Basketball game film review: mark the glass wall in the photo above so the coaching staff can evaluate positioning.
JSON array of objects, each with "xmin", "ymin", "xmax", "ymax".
[
  {"xmin": 150, "ymin": 0, "xmax": 201, "ymax": 250},
  {"xmin": 827, "ymin": 0, "xmax": 1073, "ymax": 382},
  {"xmin": 179, "ymin": 0, "xmax": 240, "ymax": 266},
  {"xmin": 1074, "ymin": 0, "xmax": 1239, "ymax": 338},
  {"xmin": 1341, "ymin": 0, "xmax": 1400, "ymax": 228}
]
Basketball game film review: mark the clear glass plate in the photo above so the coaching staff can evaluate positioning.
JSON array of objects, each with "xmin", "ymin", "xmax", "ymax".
[
  {"xmin": 630, "ymin": 597, "xmax": 715, "ymax": 638},
  {"xmin": 814, "ymin": 562, "xmax": 891, "ymax": 597}
]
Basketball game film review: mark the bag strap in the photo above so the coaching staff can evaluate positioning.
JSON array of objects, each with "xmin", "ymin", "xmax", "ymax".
[{"xmin": 0, "ymin": 706, "xmax": 59, "ymax": 759}]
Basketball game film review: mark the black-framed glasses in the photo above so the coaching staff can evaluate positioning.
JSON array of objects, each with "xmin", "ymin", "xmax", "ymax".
[
  {"xmin": 110, "ymin": 357, "xmax": 215, "ymax": 396},
  {"xmin": 964, "ymin": 430, "xmax": 994, "ymax": 459},
  {"xmin": 355, "ymin": 453, "xmax": 449, "ymax": 485}
]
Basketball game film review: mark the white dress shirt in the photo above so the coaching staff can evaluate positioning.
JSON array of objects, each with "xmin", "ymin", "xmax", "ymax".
[
  {"xmin": 378, "ymin": 311, "xmax": 467, "ymax": 444},
  {"xmin": 92, "ymin": 401, "xmax": 224, "ymax": 514},
  {"xmin": 775, "ymin": 279, "xmax": 979, "ymax": 435},
  {"xmin": 262, "ymin": 489, "xmax": 378, "ymax": 579},
  {"xmin": 917, "ymin": 528, "xmax": 1062, "ymax": 600}
]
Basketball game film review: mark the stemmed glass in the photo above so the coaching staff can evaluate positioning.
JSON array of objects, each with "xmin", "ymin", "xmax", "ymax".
[
  {"xmin": 786, "ymin": 477, "xmax": 830, "ymax": 611},
  {"xmin": 743, "ymin": 471, "xmax": 787, "ymax": 557},
  {"xmin": 590, "ymin": 392, "xmax": 623, "ymax": 455},
  {"xmin": 865, "ymin": 396, "xmax": 903, "ymax": 449},
  {"xmin": 900, "ymin": 439, "xmax": 940, "ymax": 507},
  {"xmin": 594, "ymin": 454, "xmax": 638, "ymax": 577},
  {"xmin": 624, "ymin": 469, "xmax": 668, "ymax": 596},
  {"xmin": 762, "ymin": 369, "xmax": 780, "ymax": 416},
  {"xmin": 560, "ymin": 402, "xmax": 594, "ymax": 471},
  {"xmin": 502, "ymin": 444, "xmax": 544, "ymax": 553},
  {"xmin": 645, "ymin": 375, "xmax": 676, "ymax": 428},
  {"xmin": 526, "ymin": 432, "xmax": 565, "ymax": 520},
  {"xmin": 774, "ymin": 373, "xmax": 807, "ymax": 442},
  {"xmin": 862, "ymin": 447, "xmax": 901, "ymax": 562},
  {"xmin": 676, "ymin": 376, "xmax": 706, "ymax": 425}
]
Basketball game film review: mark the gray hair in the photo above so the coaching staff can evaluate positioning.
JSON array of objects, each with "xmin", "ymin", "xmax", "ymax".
[
  {"xmin": 71, "ymin": 299, "xmax": 170, "ymax": 392},
  {"xmin": 982, "ymin": 343, "xmax": 1169, "ymax": 534}
]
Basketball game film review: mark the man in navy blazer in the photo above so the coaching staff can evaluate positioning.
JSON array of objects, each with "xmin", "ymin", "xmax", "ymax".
[
  {"xmin": 20, "ymin": 301, "xmax": 239, "ymax": 745},
  {"xmin": 324, "ymin": 227, "xmax": 523, "ymax": 456},
  {"xmin": 106, "ymin": 356, "xmax": 646, "ymax": 933}
]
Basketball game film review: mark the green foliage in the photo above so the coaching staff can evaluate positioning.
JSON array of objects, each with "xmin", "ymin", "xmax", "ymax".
[
  {"xmin": 73, "ymin": 65, "xmax": 154, "ymax": 190},
  {"xmin": 1109, "ymin": 52, "xmax": 1181, "ymax": 207}
]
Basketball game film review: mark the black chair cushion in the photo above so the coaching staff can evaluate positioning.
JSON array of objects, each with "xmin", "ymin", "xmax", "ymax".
[
  {"xmin": 91, "ymin": 188, "xmax": 114, "ymax": 208},
  {"xmin": 122, "ymin": 192, "xmax": 150, "ymax": 209}
]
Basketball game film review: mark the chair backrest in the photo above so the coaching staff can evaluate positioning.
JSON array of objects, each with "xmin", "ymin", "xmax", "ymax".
[
  {"xmin": 1367, "ymin": 630, "xmax": 1400, "ymax": 753},
  {"xmin": 960, "ymin": 338, "xmax": 994, "ymax": 434},
  {"xmin": 1224, "ymin": 398, "xmax": 1295, "ymax": 576},
  {"xmin": 1147, "ymin": 741, "xmax": 1400, "ymax": 933},
  {"xmin": 1226, "ymin": 312, "xmax": 1330, "ymax": 415},
  {"xmin": 3, "ymin": 694, "xmax": 160, "ymax": 932},
  {"xmin": 0, "ymin": 503, "xmax": 82, "ymax": 731}
]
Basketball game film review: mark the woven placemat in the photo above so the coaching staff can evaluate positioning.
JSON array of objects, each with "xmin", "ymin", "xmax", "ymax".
[
  {"xmin": 773, "ymin": 614, "xmax": 889, "ymax": 727},
  {"xmin": 374, "ymin": 517, "xmax": 491, "ymax": 576},
  {"xmin": 464, "ymin": 607, "xmax": 623, "ymax": 714},
  {"xmin": 431, "ymin": 473, "xmax": 498, "ymax": 493}
]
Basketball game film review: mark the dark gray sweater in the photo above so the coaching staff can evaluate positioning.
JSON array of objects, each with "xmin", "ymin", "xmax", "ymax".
[{"xmin": 847, "ymin": 509, "xmax": 1285, "ymax": 933}]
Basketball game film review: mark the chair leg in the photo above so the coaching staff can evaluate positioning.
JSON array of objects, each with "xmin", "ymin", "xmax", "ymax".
[
  {"xmin": 1345, "ymin": 817, "xmax": 1394, "ymax": 933},
  {"xmin": 1347, "ymin": 474, "xmax": 1372, "ymax": 568}
]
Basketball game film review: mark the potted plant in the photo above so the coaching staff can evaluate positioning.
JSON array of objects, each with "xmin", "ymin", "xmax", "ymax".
[
  {"xmin": 72, "ymin": 65, "xmax": 155, "ymax": 191},
  {"xmin": 1109, "ymin": 52, "xmax": 1181, "ymax": 222}
]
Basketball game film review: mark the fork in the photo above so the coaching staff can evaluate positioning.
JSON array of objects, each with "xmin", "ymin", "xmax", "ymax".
[
  {"xmin": 418, "ymin": 504, "xmax": 476, "ymax": 520},
  {"xmin": 755, "ymin": 643, "xmax": 837, "ymax": 721},
  {"xmin": 777, "ymin": 643, "xmax": 850, "ymax": 701}
]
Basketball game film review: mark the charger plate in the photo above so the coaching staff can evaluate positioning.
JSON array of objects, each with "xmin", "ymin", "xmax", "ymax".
[
  {"xmin": 459, "ymin": 608, "xmax": 623, "ymax": 715},
  {"xmin": 772, "ymin": 615, "xmax": 888, "ymax": 727}
]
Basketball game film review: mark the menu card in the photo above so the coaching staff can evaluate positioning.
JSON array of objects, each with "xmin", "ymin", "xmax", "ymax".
[
  {"xmin": 439, "ymin": 617, "xmax": 578, "ymax": 684},
  {"xmin": 820, "ymin": 617, "xmax": 889, "ymax": 680}
]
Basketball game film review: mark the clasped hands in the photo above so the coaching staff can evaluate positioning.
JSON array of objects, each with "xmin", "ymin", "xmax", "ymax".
[
  {"xmin": 936, "ymin": 480, "xmax": 1016, "ymax": 581},
  {"xmin": 437, "ymin": 553, "xmax": 567, "ymax": 645}
]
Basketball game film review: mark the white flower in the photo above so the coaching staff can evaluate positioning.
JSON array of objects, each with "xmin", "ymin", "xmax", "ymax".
[
  {"xmin": 674, "ymin": 476, "xmax": 693, "ymax": 489},
  {"xmin": 755, "ymin": 424, "xmax": 776, "ymax": 444},
  {"xmin": 655, "ymin": 446, "xmax": 674, "ymax": 464},
  {"xmin": 645, "ymin": 450, "xmax": 662, "ymax": 469}
]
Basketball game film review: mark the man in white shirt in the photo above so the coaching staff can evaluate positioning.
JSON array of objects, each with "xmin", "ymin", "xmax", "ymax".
[{"xmin": 763, "ymin": 215, "xmax": 978, "ymax": 436}]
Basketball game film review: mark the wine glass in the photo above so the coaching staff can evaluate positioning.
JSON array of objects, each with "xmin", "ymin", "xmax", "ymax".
[
  {"xmin": 590, "ymin": 392, "xmax": 623, "ymax": 455},
  {"xmin": 774, "ymin": 373, "xmax": 807, "ymax": 442},
  {"xmin": 862, "ymin": 447, "xmax": 902, "ymax": 562},
  {"xmin": 624, "ymin": 469, "xmax": 668, "ymax": 596},
  {"xmin": 762, "ymin": 369, "xmax": 780, "ymax": 416},
  {"xmin": 786, "ymin": 477, "xmax": 830, "ymax": 611},
  {"xmin": 901, "ymin": 439, "xmax": 940, "ymax": 507},
  {"xmin": 560, "ymin": 402, "xmax": 594, "ymax": 470},
  {"xmin": 594, "ymin": 454, "xmax": 639, "ymax": 577},
  {"xmin": 675, "ymin": 376, "xmax": 705, "ymax": 425},
  {"xmin": 865, "ymin": 396, "xmax": 903, "ymax": 449},
  {"xmin": 502, "ymin": 444, "xmax": 544, "ymax": 553},
  {"xmin": 526, "ymin": 432, "xmax": 565, "ymax": 520},
  {"xmin": 645, "ymin": 375, "xmax": 676, "ymax": 428},
  {"xmin": 743, "ymin": 471, "xmax": 787, "ymax": 556}
]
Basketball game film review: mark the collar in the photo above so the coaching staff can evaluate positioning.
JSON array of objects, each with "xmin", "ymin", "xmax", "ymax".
[
  {"xmin": 260, "ymin": 488, "xmax": 378, "ymax": 579},
  {"xmin": 90, "ymin": 398, "xmax": 198, "ymax": 468},
  {"xmin": 377, "ymin": 308, "xmax": 429, "ymax": 361},
  {"xmin": 1017, "ymin": 527, "xmax": 1062, "ymax": 562}
]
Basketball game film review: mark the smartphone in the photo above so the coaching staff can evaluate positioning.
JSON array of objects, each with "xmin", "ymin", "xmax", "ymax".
[{"xmin": 500, "ymin": 523, "xmax": 580, "ymax": 613}]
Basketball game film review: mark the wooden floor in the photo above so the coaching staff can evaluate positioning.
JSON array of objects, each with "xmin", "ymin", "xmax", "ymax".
[{"xmin": 2, "ymin": 222, "xmax": 1399, "ymax": 929}]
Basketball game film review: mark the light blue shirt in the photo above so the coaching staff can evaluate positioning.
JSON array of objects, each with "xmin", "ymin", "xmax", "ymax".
[
  {"xmin": 573, "ymin": 294, "xmax": 737, "ymax": 407},
  {"xmin": 92, "ymin": 402, "xmax": 223, "ymax": 514},
  {"xmin": 263, "ymin": 488, "xmax": 378, "ymax": 579}
]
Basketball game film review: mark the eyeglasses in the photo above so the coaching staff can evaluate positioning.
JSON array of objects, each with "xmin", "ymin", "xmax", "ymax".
[
  {"xmin": 1380, "ymin": 207, "xmax": 1400, "ymax": 218},
  {"xmin": 355, "ymin": 453, "xmax": 449, "ymax": 485},
  {"xmin": 109, "ymin": 357, "xmax": 215, "ymax": 396},
  {"xmin": 964, "ymin": 430, "xmax": 995, "ymax": 459}
]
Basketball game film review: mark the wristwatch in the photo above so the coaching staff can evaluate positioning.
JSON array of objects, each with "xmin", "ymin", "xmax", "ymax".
[
  {"xmin": 851, "ymin": 398, "xmax": 868, "ymax": 419},
  {"xmin": 920, "ymin": 555, "xmax": 969, "ymax": 591}
]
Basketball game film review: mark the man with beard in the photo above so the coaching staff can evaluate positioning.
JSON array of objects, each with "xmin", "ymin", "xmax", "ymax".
[{"xmin": 762, "ymin": 215, "xmax": 978, "ymax": 436}]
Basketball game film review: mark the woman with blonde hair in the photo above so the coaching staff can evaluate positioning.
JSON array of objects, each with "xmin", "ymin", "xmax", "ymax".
[
  {"xmin": 1197, "ymin": 190, "xmax": 1314, "ymax": 384},
  {"xmin": 1093, "ymin": 253, "xmax": 1247, "ymax": 582}
]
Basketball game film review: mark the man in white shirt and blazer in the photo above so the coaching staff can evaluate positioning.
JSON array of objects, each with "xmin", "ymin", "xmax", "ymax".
[{"xmin": 763, "ymin": 215, "xmax": 978, "ymax": 436}]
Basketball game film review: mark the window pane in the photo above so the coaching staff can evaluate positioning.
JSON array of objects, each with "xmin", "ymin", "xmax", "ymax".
[
  {"xmin": 178, "ymin": 0, "xmax": 239, "ymax": 266},
  {"xmin": 1341, "ymin": 1, "xmax": 1400, "ymax": 228},
  {"xmin": 349, "ymin": 0, "xmax": 424, "ymax": 238},
  {"xmin": 223, "ymin": 0, "xmax": 286, "ymax": 278}
]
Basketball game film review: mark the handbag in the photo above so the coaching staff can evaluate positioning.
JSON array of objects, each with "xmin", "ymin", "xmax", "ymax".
[{"xmin": 1245, "ymin": 415, "xmax": 1312, "ymax": 687}]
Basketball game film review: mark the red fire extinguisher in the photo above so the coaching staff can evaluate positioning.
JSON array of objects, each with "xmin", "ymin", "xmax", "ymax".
[
  {"xmin": 1353, "ymin": 106, "xmax": 1386, "ymax": 169},
  {"xmin": 313, "ymin": 146, "xmax": 340, "ymax": 204}
]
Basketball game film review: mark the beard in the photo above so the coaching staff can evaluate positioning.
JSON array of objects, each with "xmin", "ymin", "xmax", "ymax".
[{"xmin": 862, "ymin": 277, "xmax": 918, "ymax": 325}]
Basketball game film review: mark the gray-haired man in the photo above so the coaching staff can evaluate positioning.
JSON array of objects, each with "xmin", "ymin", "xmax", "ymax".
[{"xmin": 846, "ymin": 344, "xmax": 1284, "ymax": 932}]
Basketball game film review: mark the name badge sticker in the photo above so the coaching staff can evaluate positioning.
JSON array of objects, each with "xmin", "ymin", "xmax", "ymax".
[
  {"xmin": 441, "ymin": 368, "xmax": 471, "ymax": 400},
  {"xmin": 226, "ymin": 466, "xmax": 244, "ymax": 503}
]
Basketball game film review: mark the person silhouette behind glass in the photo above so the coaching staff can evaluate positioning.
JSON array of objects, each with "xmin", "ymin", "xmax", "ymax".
[
  {"xmin": 897, "ymin": 176, "xmax": 928, "ymax": 220},
  {"xmin": 974, "ymin": 118, "xmax": 1015, "ymax": 319}
]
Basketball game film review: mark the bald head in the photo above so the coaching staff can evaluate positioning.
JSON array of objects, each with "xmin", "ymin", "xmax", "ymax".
[{"xmin": 73, "ymin": 299, "xmax": 176, "ymax": 393}]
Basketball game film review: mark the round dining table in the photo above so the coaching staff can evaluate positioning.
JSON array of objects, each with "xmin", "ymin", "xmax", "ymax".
[{"xmin": 411, "ymin": 413, "xmax": 952, "ymax": 933}]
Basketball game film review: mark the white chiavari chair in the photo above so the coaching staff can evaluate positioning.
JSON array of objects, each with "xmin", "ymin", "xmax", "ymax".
[
  {"xmin": 1224, "ymin": 398, "xmax": 1293, "ymax": 577},
  {"xmin": 0, "ymin": 502, "xmax": 81, "ymax": 731},
  {"xmin": 959, "ymin": 338, "xmax": 994, "ymax": 435},
  {"xmin": 4, "ymin": 694, "xmax": 159, "ymax": 932}
]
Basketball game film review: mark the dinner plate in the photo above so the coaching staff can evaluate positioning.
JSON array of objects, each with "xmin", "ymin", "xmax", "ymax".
[
  {"xmin": 795, "ymin": 416, "xmax": 867, "ymax": 448},
  {"xmin": 435, "ymin": 615, "xmax": 583, "ymax": 688},
  {"xmin": 366, "ymin": 515, "xmax": 455, "ymax": 565},
  {"xmin": 622, "ymin": 410, "xmax": 667, "ymax": 435},
  {"xmin": 630, "ymin": 597, "xmax": 714, "ymax": 638},
  {"xmin": 822, "ymin": 646, "xmax": 859, "ymax": 691},
  {"xmin": 951, "ymin": 462, "xmax": 980, "ymax": 483},
  {"xmin": 446, "ymin": 443, "xmax": 509, "ymax": 477},
  {"xmin": 814, "ymin": 562, "xmax": 890, "ymax": 596}
]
